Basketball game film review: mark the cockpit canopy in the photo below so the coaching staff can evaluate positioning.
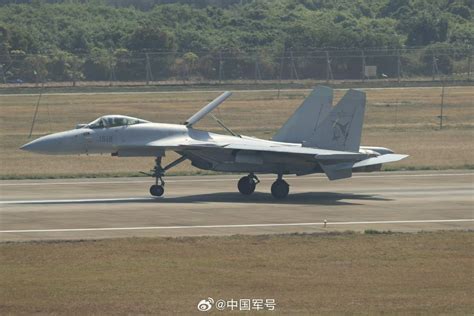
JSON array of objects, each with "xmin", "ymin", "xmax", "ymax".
[{"xmin": 86, "ymin": 115, "xmax": 150, "ymax": 129}]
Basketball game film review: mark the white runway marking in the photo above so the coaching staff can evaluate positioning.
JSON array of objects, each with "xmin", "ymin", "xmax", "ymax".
[
  {"xmin": 0, "ymin": 86, "xmax": 467, "ymax": 97},
  {"xmin": 1, "ymin": 172, "xmax": 472, "ymax": 187},
  {"xmin": 1, "ymin": 219, "xmax": 472, "ymax": 234},
  {"xmin": 0, "ymin": 197, "xmax": 153, "ymax": 205}
]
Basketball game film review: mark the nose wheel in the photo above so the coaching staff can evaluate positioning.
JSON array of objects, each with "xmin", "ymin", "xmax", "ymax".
[
  {"xmin": 271, "ymin": 175, "xmax": 289, "ymax": 199},
  {"xmin": 143, "ymin": 156, "xmax": 187, "ymax": 197},
  {"xmin": 237, "ymin": 173, "xmax": 259, "ymax": 195},
  {"xmin": 150, "ymin": 184, "xmax": 164, "ymax": 197}
]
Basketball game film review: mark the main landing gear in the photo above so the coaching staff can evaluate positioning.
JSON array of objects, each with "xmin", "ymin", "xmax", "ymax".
[
  {"xmin": 271, "ymin": 174, "xmax": 289, "ymax": 199},
  {"xmin": 237, "ymin": 173, "xmax": 260, "ymax": 195},
  {"xmin": 237, "ymin": 173, "xmax": 290, "ymax": 199},
  {"xmin": 145, "ymin": 156, "xmax": 187, "ymax": 197}
]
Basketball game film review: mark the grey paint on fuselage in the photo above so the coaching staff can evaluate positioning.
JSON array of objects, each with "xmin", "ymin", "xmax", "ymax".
[
  {"xmin": 21, "ymin": 88, "xmax": 408, "ymax": 184},
  {"xmin": 22, "ymin": 121, "xmax": 327, "ymax": 174}
]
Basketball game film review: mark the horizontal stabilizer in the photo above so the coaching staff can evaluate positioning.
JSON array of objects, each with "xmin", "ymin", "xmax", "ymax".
[
  {"xmin": 185, "ymin": 91, "xmax": 232, "ymax": 127},
  {"xmin": 352, "ymin": 154, "xmax": 408, "ymax": 168}
]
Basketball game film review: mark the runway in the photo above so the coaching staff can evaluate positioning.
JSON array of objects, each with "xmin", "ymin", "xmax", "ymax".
[{"xmin": 0, "ymin": 170, "xmax": 472, "ymax": 241}]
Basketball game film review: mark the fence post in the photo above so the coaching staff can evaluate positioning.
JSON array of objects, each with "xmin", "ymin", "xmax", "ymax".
[
  {"xmin": 0, "ymin": 64, "xmax": 5, "ymax": 84},
  {"xmin": 218, "ymin": 50, "xmax": 223, "ymax": 84},
  {"xmin": 72, "ymin": 67, "xmax": 76, "ymax": 87},
  {"xmin": 397, "ymin": 49, "xmax": 401, "ymax": 83},
  {"xmin": 145, "ymin": 53, "xmax": 153, "ymax": 85},
  {"xmin": 468, "ymin": 51, "xmax": 472, "ymax": 81},
  {"xmin": 254, "ymin": 51, "xmax": 261, "ymax": 83},
  {"xmin": 108, "ymin": 49, "xmax": 116, "ymax": 86},
  {"xmin": 325, "ymin": 51, "xmax": 333, "ymax": 83},
  {"xmin": 277, "ymin": 49, "xmax": 285, "ymax": 99},
  {"xmin": 361, "ymin": 50, "xmax": 366, "ymax": 82},
  {"xmin": 432, "ymin": 55, "xmax": 437, "ymax": 81},
  {"xmin": 289, "ymin": 50, "xmax": 299, "ymax": 80}
]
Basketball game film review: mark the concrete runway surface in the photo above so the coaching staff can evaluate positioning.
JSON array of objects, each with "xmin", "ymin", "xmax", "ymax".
[{"xmin": 0, "ymin": 170, "xmax": 472, "ymax": 241}]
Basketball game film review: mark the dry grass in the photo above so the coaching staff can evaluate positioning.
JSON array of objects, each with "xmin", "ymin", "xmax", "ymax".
[
  {"xmin": 0, "ymin": 87, "xmax": 473, "ymax": 178},
  {"xmin": 1, "ymin": 231, "xmax": 472, "ymax": 314}
]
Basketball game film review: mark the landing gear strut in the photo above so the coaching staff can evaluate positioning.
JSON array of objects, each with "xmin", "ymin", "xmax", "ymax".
[
  {"xmin": 271, "ymin": 174, "xmax": 289, "ymax": 199},
  {"xmin": 237, "ymin": 173, "xmax": 260, "ymax": 195},
  {"xmin": 145, "ymin": 156, "xmax": 187, "ymax": 197},
  {"xmin": 149, "ymin": 157, "xmax": 165, "ymax": 197}
]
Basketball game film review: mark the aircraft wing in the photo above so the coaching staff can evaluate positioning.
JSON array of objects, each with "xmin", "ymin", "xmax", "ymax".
[
  {"xmin": 145, "ymin": 136, "xmax": 364, "ymax": 158},
  {"xmin": 147, "ymin": 136, "xmax": 229, "ymax": 149},
  {"xmin": 132, "ymin": 136, "xmax": 366, "ymax": 162},
  {"xmin": 114, "ymin": 136, "xmax": 227, "ymax": 157},
  {"xmin": 118, "ymin": 134, "xmax": 366, "ymax": 160},
  {"xmin": 222, "ymin": 143, "xmax": 366, "ymax": 161},
  {"xmin": 117, "ymin": 137, "xmax": 407, "ymax": 181}
]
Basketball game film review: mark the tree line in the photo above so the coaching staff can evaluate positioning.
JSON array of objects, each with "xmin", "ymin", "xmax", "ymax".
[{"xmin": 0, "ymin": 0, "xmax": 472, "ymax": 82}]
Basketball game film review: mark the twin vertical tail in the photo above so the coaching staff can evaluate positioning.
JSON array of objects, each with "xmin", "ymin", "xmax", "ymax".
[
  {"xmin": 273, "ymin": 86, "xmax": 366, "ymax": 153},
  {"xmin": 310, "ymin": 89, "xmax": 366, "ymax": 152},
  {"xmin": 272, "ymin": 86, "xmax": 333, "ymax": 144}
]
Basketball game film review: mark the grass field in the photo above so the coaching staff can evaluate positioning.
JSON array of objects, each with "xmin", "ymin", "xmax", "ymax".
[
  {"xmin": 0, "ymin": 86, "xmax": 473, "ymax": 179},
  {"xmin": 1, "ymin": 231, "xmax": 472, "ymax": 314}
]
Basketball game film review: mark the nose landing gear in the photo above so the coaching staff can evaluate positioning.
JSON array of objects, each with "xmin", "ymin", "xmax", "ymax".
[
  {"xmin": 237, "ymin": 173, "xmax": 260, "ymax": 195},
  {"xmin": 144, "ymin": 156, "xmax": 187, "ymax": 197},
  {"xmin": 148, "ymin": 157, "xmax": 165, "ymax": 197}
]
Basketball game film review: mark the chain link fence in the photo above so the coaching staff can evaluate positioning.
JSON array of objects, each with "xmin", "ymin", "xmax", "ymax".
[{"xmin": 0, "ymin": 46, "xmax": 472, "ymax": 86}]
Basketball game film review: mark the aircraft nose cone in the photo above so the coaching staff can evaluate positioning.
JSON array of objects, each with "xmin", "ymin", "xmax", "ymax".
[
  {"xmin": 21, "ymin": 138, "xmax": 47, "ymax": 153},
  {"xmin": 20, "ymin": 136, "xmax": 61, "ymax": 153},
  {"xmin": 20, "ymin": 129, "xmax": 86, "ymax": 155},
  {"xmin": 20, "ymin": 142, "xmax": 33, "ymax": 151}
]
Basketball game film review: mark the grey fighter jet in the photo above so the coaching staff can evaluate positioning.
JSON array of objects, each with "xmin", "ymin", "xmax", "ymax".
[{"xmin": 21, "ymin": 86, "xmax": 407, "ymax": 199}]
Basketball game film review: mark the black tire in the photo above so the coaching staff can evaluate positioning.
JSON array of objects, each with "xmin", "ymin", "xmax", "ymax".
[
  {"xmin": 150, "ymin": 184, "xmax": 164, "ymax": 197},
  {"xmin": 238, "ymin": 176, "xmax": 256, "ymax": 195},
  {"xmin": 271, "ymin": 179, "xmax": 289, "ymax": 199}
]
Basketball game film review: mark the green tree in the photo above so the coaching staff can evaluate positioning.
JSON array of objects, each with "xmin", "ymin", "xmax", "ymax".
[
  {"xmin": 405, "ymin": 12, "xmax": 448, "ymax": 46},
  {"xmin": 83, "ymin": 48, "xmax": 113, "ymax": 81},
  {"xmin": 24, "ymin": 54, "xmax": 49, "ymax": 84},
  {"xmin": 127, "ymin": 26, "xmax": 175, "ymax": 51}
]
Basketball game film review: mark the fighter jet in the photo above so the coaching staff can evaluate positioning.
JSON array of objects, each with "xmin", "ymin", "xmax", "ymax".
[{"xmin": 21, "ymin": 86, "xmax": 407, "ymax": 199}]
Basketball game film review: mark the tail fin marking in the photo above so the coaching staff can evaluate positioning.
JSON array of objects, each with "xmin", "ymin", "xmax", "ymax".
[{"xmin": 309, "ymin": 89, "xmax": 366, "ymax": 152}]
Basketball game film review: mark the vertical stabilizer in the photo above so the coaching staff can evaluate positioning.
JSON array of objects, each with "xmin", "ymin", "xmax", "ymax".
[
  {"xmin": 309, "ymin": 89, "xmax": 366, "ymax": 152},
  {"xmin": 272, "ymin": 86, "xmax": 333, "ymax": 143}
]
